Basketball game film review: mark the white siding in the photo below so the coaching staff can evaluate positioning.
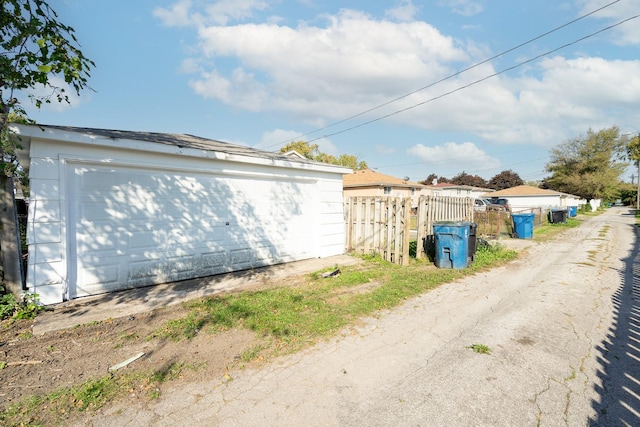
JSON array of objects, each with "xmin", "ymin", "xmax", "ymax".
[
  {"xmin": 504, "ymin": 195, "xmax": 563, "ymax": 212},
  {"xmin": 25, "ymin": 134, "xmax": 348, "ymax": 304}
]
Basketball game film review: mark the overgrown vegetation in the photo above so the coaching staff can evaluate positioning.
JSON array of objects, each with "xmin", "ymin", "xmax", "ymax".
[
  {"xmin": 467, "ymin": 343, "xmax": 491, "ymax": 354},
  {"xmin": 1, "ymin": 244, "xmax": 517, "ymax": 425},
  {"xmin": 544, "ymin": 126, "xmax": 629, "ymax": 203},
  {"xmin": 0, "ymin": 292, "xmax": 44, "ymax": 321},
  {"xmin": 531, "ymin": 216, "xmax": 583, "ymax": 241},
  {"xmin": 148, "ymin": 244, "xmax": 516, "ymax": 347}
]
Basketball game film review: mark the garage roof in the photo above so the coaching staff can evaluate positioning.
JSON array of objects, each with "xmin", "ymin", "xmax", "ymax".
[{"xmin": 10, "ymin": 124, "xmax": 352, "ymax": 175}]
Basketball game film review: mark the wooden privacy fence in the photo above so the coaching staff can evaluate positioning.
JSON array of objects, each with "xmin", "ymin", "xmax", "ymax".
[
  {"xmin": 344, "ymin": 195, "xmax": 474, "ymax": 265},
  {"xmin": 344, "ymin": 196, "xmax": 410, "ymax": 265},
  {"xmin": 414, "ymin": 195, "xmax": 474, "ymax": 259}
]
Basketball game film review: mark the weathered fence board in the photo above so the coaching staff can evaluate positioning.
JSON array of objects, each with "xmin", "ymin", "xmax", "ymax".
[
  {"xmin": 414, "ymin": 195, "xmax": 474, "ymax": 259},
  {"xmin": 344, "ymin": 195, "xmax": 473, "ymax": 264},
  {"xmin": 344, "ymin": 197, "xmax": 410, "ymax": 265}
]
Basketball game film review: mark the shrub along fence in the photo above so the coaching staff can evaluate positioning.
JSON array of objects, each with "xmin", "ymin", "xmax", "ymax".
[{"xmin": 344, "ymin": 195, "xmax": 474, "ymax": 265}]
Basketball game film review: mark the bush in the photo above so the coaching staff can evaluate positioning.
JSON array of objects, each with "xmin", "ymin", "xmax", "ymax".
[{"xmin": 0, "ymin": 292, "xmax": 43, "ymax": 321}]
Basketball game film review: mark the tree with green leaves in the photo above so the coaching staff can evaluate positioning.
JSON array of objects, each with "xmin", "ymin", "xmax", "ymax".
[
  {"xmin": 449, "ymin": 171, "xmax": 487, "ymax": 188},
  {"xmin": 1, "ymin": 0, "xmax": 94, "ymax": 295},
  {"xmin": 419, "ymin": 173, "xmax": 449, "ymax": 185},
  {"xmin": 279, "ymin": 140, "xmax": 367, "ymax": 170},
  {"xmin": 544, "ymin": 126, "xmax": 629, "ymax": 203},
  {"xmin": 626, "ymin": 133, "xmax": 640, "ymax": 208},
  {"xmin": 487, "ymin": 169, "xmax": 524, "ymax": 190}
]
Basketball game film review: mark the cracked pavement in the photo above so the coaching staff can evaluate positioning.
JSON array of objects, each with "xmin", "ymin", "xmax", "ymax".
[{"xmin": 83, "ymin": 207, "xmax": 640, "ymax": 426}]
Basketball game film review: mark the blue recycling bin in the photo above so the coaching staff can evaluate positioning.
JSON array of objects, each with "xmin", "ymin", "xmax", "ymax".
[
  {"xmin": 512, "ymin": 213, "xmax": 535, "ymax": 239},
  {"xmin": 568, "ymin": 206, "xmax": 577, "ymax": 217},
  {"xmin": 433, "ymin": 221, "xmax": 471, "ymax": 269}
]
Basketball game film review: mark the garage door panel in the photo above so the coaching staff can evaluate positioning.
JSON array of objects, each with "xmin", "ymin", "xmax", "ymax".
[
  {"xmin": 229, "ymin": 248, "xmax": 254, "ymax": 270},
  {"xmin": 199, "ymin": 250, "xmax": 228, "ymax": 271},
  {"xmin": 69, "ymin": 163, "xmax": 318, "ymax": 298},
  {"xmin": 76, "ymin": 262, "xmax": 120, "ymax": 298}
]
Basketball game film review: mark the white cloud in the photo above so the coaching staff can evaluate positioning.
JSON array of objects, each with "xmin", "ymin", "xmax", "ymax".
[
  {"xmin": 257, "ymin": 129, "xmax": 337, "ymax": 155},
  {"xmin": 376, "ymin": 144, "xmax": 396, "ymax": 155},
  {"xmin": 407, "ymin": 142, "xmax": 500, "ymax": 170},
  {"xmin": 438, "ymin": 0, "xmax": 484, "ymax": 17},
  {"xmin": 577, "ymin": 0, "xmax": 640, "ymax": 44},
  {"xmin": 385, "ymin": 0, "xmax": 419, "ymax": 22},
  {"xmin": 153, "ymin": 0, "xmax": 195, "ymax": 27},
  {"xmin": 187, "ymin": 8, "xmax": 466, "ymax": 120},
  {"xmin": 157, "ymin": 1, "xmax": 640, "ymax": 152},
  {"xmin": 203, "ymin": 0, "xmax": 269, "ymax": 25},
  {"xmin": 25, "ymin": 76, "xmax": 89, "ymax": 112},
  {"xmin": 258, "ymin": 128, "xmax": 301, "ymax": 150},
  {"xmin": 154, "ymin": 0, "xmax": 269, "ymax": 27}
]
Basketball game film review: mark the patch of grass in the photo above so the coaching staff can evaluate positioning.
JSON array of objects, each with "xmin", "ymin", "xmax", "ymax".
[
  {"xmin": 533, "ymin": 217, "xmax": 582, "ymax": 240},
  {"xmin": 149, "ymin": 244, "xmax": 517, "ymax": 352},
  {"xmin": 151, "ymin": 361, "xmax": 197, "ymax": 383},
  {"xmin": 239, "ymin": 343, "xmax": 267, "ymax": 362},
  {"xmin": 0, "ymin": 375, "xmax": 127, "ymax": 426},
  {"xmin": 564, "ymin": 369, "xmax": 577, "ymax": 381},
  {"xmin": 467, "ymin": 343, "xmax": 491, "ymax": 354},
  {"xmin": 598, "ymin": 225, "xmax": 610, "ymax": 238},
  {"xmin": 3, "ymin": 244, "xmax": 518, "ymax": 424},
  {"xmin": 0, "ymin": 363, "xmax": 202, "ymax": 425},
  {"xmin": 114, "ymin": 331, "xmax": 139, "ymax": 349},
  {"xmin": 18, "ymin": 331, "xmax": 32, "ymax": 340}
]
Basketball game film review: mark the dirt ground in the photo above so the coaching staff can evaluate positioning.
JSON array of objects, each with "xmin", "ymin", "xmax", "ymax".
[{"xmin": 0, "ymin": 274, "xmax": 302, "ymax": 424}]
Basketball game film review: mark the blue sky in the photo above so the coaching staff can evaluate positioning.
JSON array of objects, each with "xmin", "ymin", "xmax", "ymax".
[{"xmin": 23, "ymin": 0, "xmax": 640, "ymax": 183}]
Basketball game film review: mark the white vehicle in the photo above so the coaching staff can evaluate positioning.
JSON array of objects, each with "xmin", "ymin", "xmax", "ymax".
[{"xmin": 474, "ymin": 198, "xmax": 489, "ymax": 211}]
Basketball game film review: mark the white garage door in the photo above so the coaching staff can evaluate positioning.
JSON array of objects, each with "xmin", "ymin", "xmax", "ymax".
[{"xmin": 66, "ymin": 163, "xmax": 318, "ymax": 299}]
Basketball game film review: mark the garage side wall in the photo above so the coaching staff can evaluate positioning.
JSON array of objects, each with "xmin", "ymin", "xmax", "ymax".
[
  {"xmin": 27, "ymin": 144, "xmax": 66, "ymax": 305},
  {"xmin": 26, "ymin": 138, "xmax": 346, "ymax": 304},
  {"xmin": 317, "ymin": 178, "xmax": 346, "ymax": 258},
  {"xmin": 506, "ymin": 195, "xmax": 562, "ymax": 212}
]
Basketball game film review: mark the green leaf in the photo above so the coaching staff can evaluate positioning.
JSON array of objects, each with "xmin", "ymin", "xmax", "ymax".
[{"xmin": 37, "ymin": 64, "xmax": 52, "ymax": 73}]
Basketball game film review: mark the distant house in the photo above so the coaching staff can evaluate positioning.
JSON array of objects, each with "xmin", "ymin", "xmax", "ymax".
[
  {"xmin": 481, "ymin": 185, "xmax": 580, "ymax": 212},
  {"xmin": 11, "ymin": 124, "xmax": 351, "ymax": 304},
  {"xmin": 425, "ymin": 183, "xmax": 494, "ymax": 199},
  {"xmin": 343, "ymin": 169, "xmax": 429, "ymax": 208}
]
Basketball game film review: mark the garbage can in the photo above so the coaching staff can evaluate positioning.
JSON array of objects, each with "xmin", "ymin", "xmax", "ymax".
[
  {"xmin": 568, "ymin": 206, "xmax": 577, "ymax": 217},
  {"xmin": 548, "ymin": 208, "xmax": 567, "ymax": 224},
  {"xmin": 433, "ymin": 221, "xmax": 471, "ymax": 269},
  {"xmin": 468, "ymin": 222, "xmax": 478, "ymax": 263},
  {"xmin": 512, "ymin": 213, "xmax": 535, "ymax": 239}
]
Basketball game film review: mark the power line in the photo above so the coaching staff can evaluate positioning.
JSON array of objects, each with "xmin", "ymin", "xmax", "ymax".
[
  {"xmin": 266, "ymin": 0, "xmax": 623, "ymax": 150},
  {"xmin": 306, "ymin": 14, "xmax": 639, "ymax": 143}
]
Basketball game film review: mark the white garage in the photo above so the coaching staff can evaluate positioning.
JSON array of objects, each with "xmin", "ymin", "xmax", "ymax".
[{"xmin": 12, "ymin": 124, "xmax": 350, "ymax": 304}]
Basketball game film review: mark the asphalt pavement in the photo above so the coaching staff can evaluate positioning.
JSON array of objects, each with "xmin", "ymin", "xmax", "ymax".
[{"xmin": 78, "ymin": 207, "xmax": 639, "ymax": 426}]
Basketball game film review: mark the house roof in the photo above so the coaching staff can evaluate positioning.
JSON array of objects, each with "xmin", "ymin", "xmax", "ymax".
[
  {"xmin": 343, "ymin": 169, "xmax": 424, "ymax": 188},
  {"xmin": 484, "ymin": 185, "xmax": 563, "ymax": 197},
  {"xmin": 10, "ymin": 124, "xmax": 352, "ymax": 175},
  {"xmin": 426, "ymin": 183, "xmax": 494, "ymax": 192}
]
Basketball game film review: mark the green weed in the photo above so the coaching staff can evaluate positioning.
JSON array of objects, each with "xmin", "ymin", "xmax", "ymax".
[
  {"xmin": 3, "ymin": 244, "xmax": 518, "ymax": 424},
  {"xmin": 149, "ymin": 245, "xmax": 517, "ymax": 350},
  {"xmin": 0, "ymin": 292, "xmax": 44, "ymax": 321},
  {"xmin": 239, "ymin": 343, "xmax": 267, "ymax": 362},
  {"xmin": 151, "ymin": 361, "xmax": 196, "ymax": 383},
  {"xmin": 467, "ymin": 343, "xmax": 491, "ymax": 354}
]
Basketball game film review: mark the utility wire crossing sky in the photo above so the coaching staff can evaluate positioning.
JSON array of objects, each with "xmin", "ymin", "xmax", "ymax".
[{"xmin": 23, "ymin": 0, "xmax": 640, "ymax": 182}]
